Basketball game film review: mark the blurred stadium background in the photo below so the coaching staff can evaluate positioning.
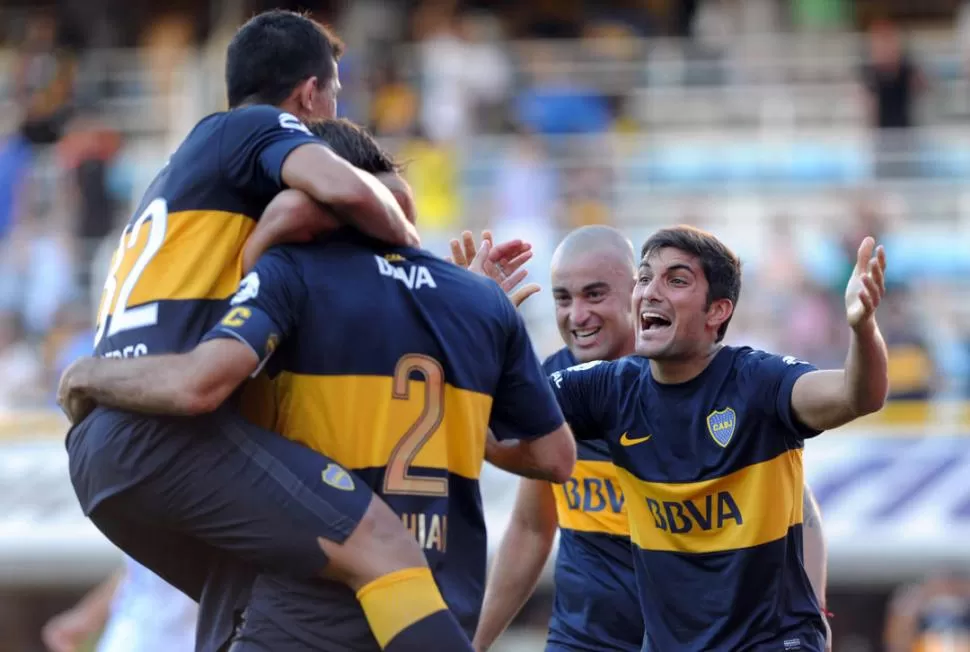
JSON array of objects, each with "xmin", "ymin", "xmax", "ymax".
[{"xmin": 1, "ymin": 0, "xmax": 969, "ymax": 650}]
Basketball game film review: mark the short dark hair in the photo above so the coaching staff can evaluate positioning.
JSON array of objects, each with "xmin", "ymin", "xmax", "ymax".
[
  {"xmin": 225, "ymin": 10, "xmax": 344, "ymax": 108},
  {"xmin": 309, "ymin": 118, "xmax": 398, "ymax": 175},
  {"xmin": 641, "ymin": 226, "xmax": 742, "ymax": 342}
]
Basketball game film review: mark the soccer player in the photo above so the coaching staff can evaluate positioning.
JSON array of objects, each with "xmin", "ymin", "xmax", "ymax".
[
  {"xmin": 453, "ymin": 226, "xmax": 831, "ymax": 651},
  {"xmin": 524, "ymin": 225, "xmax": 886, "ymax": 650},
  {"xmin": 57, "ymin": 11, "xmax": 473, "ymax": 652},
  {"xmin": 59, "ymin": 124, "xmax": 577, "ymax": 650}
]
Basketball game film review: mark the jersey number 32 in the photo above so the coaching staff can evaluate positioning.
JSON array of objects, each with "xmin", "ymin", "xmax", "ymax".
[{"xmin": 93, "ymin": 198, "xmax": 168, "ymax": 347}]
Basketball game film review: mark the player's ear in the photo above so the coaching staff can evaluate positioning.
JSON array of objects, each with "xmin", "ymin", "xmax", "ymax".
[
  {"xmin": 294, "ymin": 76, "xmax": 319, "ymax": 116},
  {"xmin": 706, "ymin": 298, "xmax": 734, "ymax": 333}
]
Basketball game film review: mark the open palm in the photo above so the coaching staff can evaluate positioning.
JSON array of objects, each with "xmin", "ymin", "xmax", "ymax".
[{"xmin": 844, "ymin": 237, "xmax": 887, "ymax": 329}]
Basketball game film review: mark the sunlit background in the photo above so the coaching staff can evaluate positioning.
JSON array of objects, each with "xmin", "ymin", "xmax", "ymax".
[{"xmin": 1, "ymin": 0, "xmax": 970, "ymax": 650}]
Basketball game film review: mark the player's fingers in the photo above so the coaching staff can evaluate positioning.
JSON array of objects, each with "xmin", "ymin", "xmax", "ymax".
[
  {"xmin": 876, "ymin": 244, "xmax": 887, "ymax": 272},
  {"xmin": 501, "ymin": 249, "xmax": 534, "ymax": 276},
  {"xmin": 449, "ymin": 239, "xmax": 466, "ymax": 268},
  {"xmin": 855, "ymin": 237, "xmax": 875, "ymax": 272},
  {"xmin": 861, "ymin": 275, "xmax": 881, "ymax": 306},
  {"xmin": 501, "ymin": 267, "xmax": 529, "ymax": 293},
  {"xmin": 857, "ymin": 289, "xmax": 874, "ymax": 315},
  {"xmin": 469, "ymin": 240, "xmax": 491, "ymax": 275},
  {"xmin": 462, "ymin": 231, "xmax": 478, "ymax": 264},
  {"xmin": 869, "ymin": 258, "xmax": 886, "ymax": 296},
  {"xmin": 481, "ymin": 230, "xmax": 493, "ymax": 245},
  {"xmin": 486, "ymin": 239, "xmax": 526, "ymax": 264},
  {"xmin": 510, "ymin": 283, "xmax": 541, "ymax": 308}
]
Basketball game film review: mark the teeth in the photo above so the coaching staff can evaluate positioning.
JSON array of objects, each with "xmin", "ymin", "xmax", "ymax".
[
  {"xmin": 574, "ymin": 328, "xmax": 600, "ymax": 338},
  {"xmin": 641, "ymin": 311, "xmax": 667, "ymax": 320}
]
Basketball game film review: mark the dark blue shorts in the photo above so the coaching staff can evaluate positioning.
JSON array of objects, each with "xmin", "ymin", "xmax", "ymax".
[
  {"xmin": 230, "ymin": 574, "xmax": 379, "ymax": 652},
  {"xmin": 67, "ymin": 406, "xmax": 375, "ymax": 650}
]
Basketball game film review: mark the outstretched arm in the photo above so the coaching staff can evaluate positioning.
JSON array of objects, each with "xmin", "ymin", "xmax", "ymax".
[
  {"xmin": 792, "ymin": 238, "xmax": 889, "ymax": 431},
  {"xmin": 474, "ymin": 479, "xmax": 559, "ymax": 652}
]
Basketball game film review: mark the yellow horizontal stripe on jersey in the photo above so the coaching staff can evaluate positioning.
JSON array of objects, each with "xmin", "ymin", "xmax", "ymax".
[
  {"xmin": 270, "ymin": 372, "xmax": 492, "ymax": 480},
  {"xmin": 620, "ymin": 449, "xmax": 803, "ymax": 554},
  {"xmin": 554, "ymin": 460, "xmax": 630, "ymax": 537},
  {"xmin": 116, "ymin": 210, "xmax": 255, "ymax": 306}
]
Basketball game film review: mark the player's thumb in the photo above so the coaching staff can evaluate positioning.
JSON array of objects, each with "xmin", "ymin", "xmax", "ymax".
[
  {"xmin": 510, "ymin": 283, "xmax": 541, "ymax": 308},
  {"xmin": 470, "ymin": 239, "xmax": 491, "ymax": 273}
]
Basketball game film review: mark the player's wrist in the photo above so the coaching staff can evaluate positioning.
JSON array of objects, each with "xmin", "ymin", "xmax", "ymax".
[{"xmin": 849, "ymin": 315, "xmax": 877, "ymax": 338}]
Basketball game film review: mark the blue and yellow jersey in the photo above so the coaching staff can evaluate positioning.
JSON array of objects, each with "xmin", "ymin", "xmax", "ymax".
[
  {"xmin": 92, "ymin": 105, "xmax": 320, "ymax": 358},
  {"xmin": 542, "ymin": 347, "xmax": 642, "ymax": 652},
  {"xmin": 203, "ymin": 229, "xmax": 566, "ymax": 637},
  {"xmin": 550, "ymin": 347, "xmax": 826, "ymax": 652}
]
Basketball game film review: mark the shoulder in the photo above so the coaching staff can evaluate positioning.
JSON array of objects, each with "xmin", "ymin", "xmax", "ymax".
[
  {"xmin": 731, "ymin": 346, "xmax": 814, "ymax": 373},
  {"xmin": 223, "ymin": 105, "xmax": 314, "ymax": 137},
  {"xmin": 542, "ymin": 347, "xmax": 576, "ymax": 374}
]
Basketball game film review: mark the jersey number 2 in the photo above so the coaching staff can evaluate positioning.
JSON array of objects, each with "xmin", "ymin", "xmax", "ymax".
[
  {"xmin": 384, "ymin": 354, "xmax": 449, "ymax": 498},
  {"xmin": 93, "ymin": 199, "xmax": 168, "ymax": 347}
]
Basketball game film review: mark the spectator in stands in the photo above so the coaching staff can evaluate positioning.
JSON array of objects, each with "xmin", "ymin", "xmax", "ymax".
[
  {"xmin": 14, "ymin": 11, "xmax": 76, "ymax": 147},
  {"xmin": 398, "ymin": 126, "xmax": 460, "ymax": 255},
  {"xmin": 369, "ymin": 58, "xmax": 419, "ymax": 138},
  {"xmin": 859, "ymin": 18, "xmax": 928, "ymax": 178},
  {"xmin": 884, "ymin": 571, "xmax": 970, "ymax": 652},
  {"xmin": 514, "ymin": 43, "xmax": 612, "ymax": 136},
  {"xmin": 0, "ymin": 312, "xmax": 42, "ymax": 410},
  {"xmin": 882, "ymin": 290, "xmax": 936, "ymax": 401},
  {"xmin": 55, "ymin": 107, "xmax": 123, "ymax": 304}
]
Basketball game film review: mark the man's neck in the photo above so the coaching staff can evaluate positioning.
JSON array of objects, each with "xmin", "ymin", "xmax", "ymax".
[{"xmin": 649, "ymin": 344, "xmax": 723, "ymax": 385}]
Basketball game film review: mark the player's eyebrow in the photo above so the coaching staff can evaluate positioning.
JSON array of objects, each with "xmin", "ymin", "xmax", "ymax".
[
  {"xmin": 663, "ymin": 263, "xmax": 695, "ymax": 276},
  {"xmin": 581, "ymin": 282, "xmax": 610, "ymax": 294}
]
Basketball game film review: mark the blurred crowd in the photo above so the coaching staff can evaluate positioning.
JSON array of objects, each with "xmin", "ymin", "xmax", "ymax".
[{"xmin": 1, "ymin": 0, "xmax": 970, "ymax": 412}]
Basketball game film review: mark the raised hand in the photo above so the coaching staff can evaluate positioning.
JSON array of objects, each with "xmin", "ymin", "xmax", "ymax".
[
  {"xmin": 448, "ymin": 230, "xmax": 541, "ymax": 308},
  {"xmin": 845, "ymin": 237, "xmax": 887, "ymax": 330}
]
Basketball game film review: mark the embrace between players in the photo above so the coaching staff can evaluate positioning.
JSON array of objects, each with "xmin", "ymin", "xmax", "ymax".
[{"xmin": 56, "ymin": 10, "xmax": 889, "ymax": 652}]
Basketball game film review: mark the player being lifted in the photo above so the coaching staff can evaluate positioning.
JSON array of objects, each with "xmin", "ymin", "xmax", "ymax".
[
  {"xmin": 450, "ymin": 226, "xmax": 831, "ymax": 652},
  {"xmin": 60, "ymin": 119, "xmax": 578, "ymax": 651},
  {"xmin": 56, "ymin": 11, "xmax": 500, "ymax": 652}
]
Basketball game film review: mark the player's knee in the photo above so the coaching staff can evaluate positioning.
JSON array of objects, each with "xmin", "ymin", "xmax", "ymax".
[{"xmin": 317, "ymin": 496, "xmax": 426, "ymax": 591}]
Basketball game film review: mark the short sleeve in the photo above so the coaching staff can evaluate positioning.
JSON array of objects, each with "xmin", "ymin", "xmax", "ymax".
[
  {"xmin": 220, "ymin": 106, "xmax": 323, "ymax": 196},
  {"xmin": 489, "ymin": 297, "xmax": 566, "ymax": 442},
  {"xmin": 548, "ymin": 359, "xmax": 618, "ymax": 441},
  {"xmin": 738, "ymin": 350, "xmax": 820, "ymax": 439},
  {"xmin": 202, "ymin": 247, "xmax": 307, "ymax": 376}
]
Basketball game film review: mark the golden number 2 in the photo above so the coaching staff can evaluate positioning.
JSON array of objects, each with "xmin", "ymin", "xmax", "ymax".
[{"xmin": 384, "ymin": 354, "xmax": 448, "ymax": 497}]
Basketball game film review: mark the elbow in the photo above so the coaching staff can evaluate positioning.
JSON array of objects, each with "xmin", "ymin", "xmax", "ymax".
[
  {"xmin": 179, "ymin": 378, "xmax": 233, "ymax": 416},
  {"xmin": 543, "ymin": 438, "xmax": 577, "ymax": 485}
]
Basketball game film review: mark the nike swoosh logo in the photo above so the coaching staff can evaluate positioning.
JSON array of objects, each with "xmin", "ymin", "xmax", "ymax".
[{"xmin": 619, "ymin": 432, "xmax": 652, "ymax": 446}]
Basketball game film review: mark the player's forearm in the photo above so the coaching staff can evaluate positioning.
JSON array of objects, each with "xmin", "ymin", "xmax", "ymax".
[
  {"xmin": 282, "ymin": 145, "xmax": 417, "ymax": 246},
  {"xmin": 844, "ymin": 319, "xmax": 889, "ymax": 417},
  {"xmin": 485, "ymin": 434, "xmax": 574, "ymax": 483},
  {"xmin": 801, "ymin": 486, "xmax": 827, "ymax": 609},
  {"xmin": 68, "ymin": 356, "xmax": 208, "ymax": 416},
  {"xmin": 474, "ymin": 523, "xmax": 555, "ymax": 651}
]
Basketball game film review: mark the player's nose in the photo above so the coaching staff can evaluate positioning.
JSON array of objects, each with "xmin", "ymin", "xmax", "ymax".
[{"xmin": 570, "ymin": 301, "xmax": 593, "ymax": 326}]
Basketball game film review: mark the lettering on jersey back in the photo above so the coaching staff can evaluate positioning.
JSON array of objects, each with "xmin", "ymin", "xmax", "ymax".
[
  {"xmin": 554, "ymin": 460, "xmax": 630, "ymax": 537},
  {"xmin": 400, "ymin": 512, "xmax": 447, "ymax": 552},
  {"xmin": 375, "ymin": 255, "xmax": 437, "ymax": 290}
]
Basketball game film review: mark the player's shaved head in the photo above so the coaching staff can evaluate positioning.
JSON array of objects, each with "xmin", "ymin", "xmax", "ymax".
[
  {"xmin": 551, "ymin": 226, "xmax": 637, "ymax": 363},
  {"xmin": 551, "ymin": 225, "xmax": 637, "ymax": 273}
]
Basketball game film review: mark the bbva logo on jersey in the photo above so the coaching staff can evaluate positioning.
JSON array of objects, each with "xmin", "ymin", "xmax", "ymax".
[
  {"xmin": 706, "ymin": 407, "xmax": 737, "ymax": 447},
  {"xmin": 374, "ymin": 255, "xmax": 437, "ymax": 290},
  {"xmin": 231, "ymin": 272, "xmax": 260, "ymax": 306}
]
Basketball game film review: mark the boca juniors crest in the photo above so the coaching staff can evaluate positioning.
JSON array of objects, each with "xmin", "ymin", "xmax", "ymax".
[{"xmin": 707, "ymin": 408, "xmax": 737, "ymax": 448}]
